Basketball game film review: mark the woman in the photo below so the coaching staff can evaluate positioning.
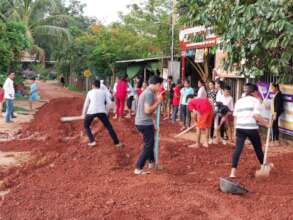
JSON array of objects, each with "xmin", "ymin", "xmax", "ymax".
[
  {"xmin": 197, "ymin": 79, "xmax": 207, "ymax": 98},
  {"xmin": 29, "ymin": 77, "xmax": 39, "ymax": 112},
  {"xmin": 114, "ymin": 75, "xmax": 128, "ymax": 120},
  {"xmin": 207, "ymin": 81, "xmax": 217, "ymax": 143}
]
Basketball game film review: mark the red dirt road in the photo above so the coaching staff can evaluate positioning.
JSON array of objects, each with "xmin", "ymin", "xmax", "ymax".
[{"xmin": 0, "ymin": 82, "xmax": 292, "ymax": 220}]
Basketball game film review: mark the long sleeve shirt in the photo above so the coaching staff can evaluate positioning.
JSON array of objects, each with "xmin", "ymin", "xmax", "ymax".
[
  {"xmin": 3, "ymin": 78, "xmax": 15, "ymax": 100},
  {"xmin": 82, "ymin": 88, "xmax": 111, "ymax": 116}
]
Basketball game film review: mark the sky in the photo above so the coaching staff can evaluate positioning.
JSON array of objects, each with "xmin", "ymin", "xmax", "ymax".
[{"xmin": 82, "ymin": 0, "xmax": 142, "ymax": 24}]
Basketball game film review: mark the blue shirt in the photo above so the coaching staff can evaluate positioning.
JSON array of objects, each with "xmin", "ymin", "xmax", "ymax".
[{"xmin": 180, "ymin": 87, "xmax": 194, "ymax": 105}]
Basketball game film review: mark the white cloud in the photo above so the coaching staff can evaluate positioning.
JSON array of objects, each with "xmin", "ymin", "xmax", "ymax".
[{"xmin": 82, "ymin": 0, "xmax": 141, "ymax": 24}]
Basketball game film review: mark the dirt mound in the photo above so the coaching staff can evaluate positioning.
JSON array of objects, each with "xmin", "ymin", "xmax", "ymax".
[{"xmin": 0, "ymin": 97, "xmax": 292, "ymax": 220}]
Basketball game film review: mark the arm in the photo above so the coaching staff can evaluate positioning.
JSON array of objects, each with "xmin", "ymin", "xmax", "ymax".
[
  {"xmin": 144, "ymin": 98, "xmax": 162, "ymax": 114},
  {"xmin": 82, "ymin": 94, "xmax": 90, "ymax": 116}
]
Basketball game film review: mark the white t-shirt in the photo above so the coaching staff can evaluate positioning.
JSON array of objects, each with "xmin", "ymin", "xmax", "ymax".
[
  {"xmin": 82, "ymin": 88, "xmax": 111, "ymax": 115},
  {"xmin": 233, "ymin": 96, "xmax": 262, "ymax": 129},
  {"xmin": 197, "ymin": 86, "xmax": 207, "ymax": 98},
  {"xmin": 216, "ymin": 89, "xmax": 225, "ymax": 103},
  {"xmin": 222, "ymin": 95, "xmax": 234, "ymax": 111},
  {"xmin": 3, "ymin": 78, "xmax": 15, "ymax": 100}
]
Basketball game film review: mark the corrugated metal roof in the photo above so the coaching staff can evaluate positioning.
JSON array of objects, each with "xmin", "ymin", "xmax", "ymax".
[{"xmin": 116, "ymin": 56, "xmax": 170, "ymax": 64}]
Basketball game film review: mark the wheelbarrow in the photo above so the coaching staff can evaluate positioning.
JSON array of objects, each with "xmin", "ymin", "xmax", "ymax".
[{"xmin": 219, "ymin": 177, "xmax": 249, "ymax": 195}]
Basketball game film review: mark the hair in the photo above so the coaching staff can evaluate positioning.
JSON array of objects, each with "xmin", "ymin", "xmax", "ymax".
[
  {"xmin": 246, "ymin": 83, "xmax": 258, "ymax": 96},
  {"xmin": 8, "ymin": 72, "xmax": 14, "ymax": 76},
  {"xmin": 186, "ymin": 94, "xmax": 194, "ymax": 102},
  {"xmin": 93, "ymin": 79, "xmax": 100, "ymax": 88},
  {"xmin": 31, "ymin": 77, "xmax": 36, "ymax": 81},
  {"xmin": 199, "ymin": 79, "xmax": 205, "ymax": 84},
  {"xmin": 209, "ymin": 80, "xmax": 215, "ymax": 86},
  {"xmin": 215, "ymin": 79, "xmax": 225, "ymax": 89},
  {"xmin": 224, "ymin": 85, "xmax": 231, "ymax": 91},
  {"xmin": 168, "ymin": 75, "xmax": 173, "ymax": 80},
  {"xmin": 148, "ymin": 75, "xmax": 163, "ymax": 85},
  {"xmin": 184, "ymin": 79, "xmax": 190, "ymax": 84},
  {"xmin": 272, "ymin": 83, "xmax": 280, "ymax": 91},
  {"xmin": 0, "ymin": 84, "xmax": 2, "ymax": 87}
]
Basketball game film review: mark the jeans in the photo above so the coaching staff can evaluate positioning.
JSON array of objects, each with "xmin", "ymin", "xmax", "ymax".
[
  {"xmin": 5, "ymin": 99, "xmax": 13, "ymax": 122},
  {"xmin": 84, "ymin": 113, "xmax": 120, "ymax": 144},
  {"xmin": 232, "ymin": 129, "xmax": 264, "ymax": 168},
  {"xmin": 180, "ymin": 104, "xmax": 190, "ymax": 127},
  {"xmin": 136, "ymin": 125, "xmax": 155, "ymax": 170},
  {"xmin": 172, "ymin": 105, "xmax": 179, "ymax": 124},
  {"xmin": 272, "ymin": 114, "xmax": 280, "ymax": 141}
]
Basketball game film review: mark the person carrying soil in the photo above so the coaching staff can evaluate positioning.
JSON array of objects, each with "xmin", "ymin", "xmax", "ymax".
[
  {"xmin": 134, "ymin": 75, "xmax": 163, "ymax": 175},
  {"xmin": 187, "ymin": 95, "xmax": 214, "ymax": 148},
  {"xmin": 82, "ymin": 80, "xmax": 123, "ymax": 148},
  {"xmin": 230, "ymin": 83, "xmax": 271, "ymax": 178}
]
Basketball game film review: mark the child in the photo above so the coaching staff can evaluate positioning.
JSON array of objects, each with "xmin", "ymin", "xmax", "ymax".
[
  {"xmin": 172, "ymin": 80, "xmax": 181, "ymax": 124},
  {"xmin": 134, "ymin": 75, "xmax": 163, "ymax": 175},
  {"xmin": 28, "ymin": 77, "xmax": 39, "ymax": 112},
  {"xmin": 114, "ymin": 75, "xmax": 128, "ymax": 120},
  {"xmin": 187, "ymin": 95, "xmax": 214, "ymax": 148},
  {"xmin": 179, "ymin": 80, "xmax": 194, "ymax": 130},
  {"xmin": 0, "ymin": 84, "xmax": 4, "ymax": 117},
  {"xmin": 82, "ymin": 80, "xmax": 123, "ymax": 147}
]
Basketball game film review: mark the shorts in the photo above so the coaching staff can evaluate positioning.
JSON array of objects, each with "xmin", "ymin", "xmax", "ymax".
[
  {"xmin": 197, "ymin": 111, "xmax": 213, "ymax": 129},
  {"xmin": 127, "ymin": 96, "xmax": 134, "ymax": 109}
]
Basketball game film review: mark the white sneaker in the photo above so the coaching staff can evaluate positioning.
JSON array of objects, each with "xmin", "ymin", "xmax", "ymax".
[
  {"xmin": 222, "ymin": 140, "xmax": 227, "ymax": 145},
  {"xmin": 88, "ymin": 142, "xmax": 97, "ymax": 147},
  {"xmin": 134, "ymin": 169, "xmax": 143, "ymax": 175},
  {"xmin": 208, "ymin": 139, "xmax": 213, "ymax": 145}
]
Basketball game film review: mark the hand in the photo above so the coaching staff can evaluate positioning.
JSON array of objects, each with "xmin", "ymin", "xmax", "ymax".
[
  {"xmin": 156, "ymin": 94, "xmax": 163, "ymax": 103},
  {"xmin": 272, "ymin": 113, "xmax": 277, "ymax": 121}
]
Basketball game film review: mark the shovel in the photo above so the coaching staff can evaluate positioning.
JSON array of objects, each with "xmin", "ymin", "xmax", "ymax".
[
  {"xmin": 154, "ymin": 105, "xmax": 162, "ymax": 170},
  {"xmin": 255, "ymin": 126, "xmax": 273, "ymax": 178},
  {"xmin": 174, "ymin": 124, "xmax": 196, "ymax": 138},
  {"xmin": 60, "ymin": 115, "xmax": 84, "ymax": 122}
]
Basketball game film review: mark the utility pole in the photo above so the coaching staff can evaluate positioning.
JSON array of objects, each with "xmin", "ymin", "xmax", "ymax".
[{"xmin": 170, "ymin": 0, "xmax": 176, "ymax": 77}]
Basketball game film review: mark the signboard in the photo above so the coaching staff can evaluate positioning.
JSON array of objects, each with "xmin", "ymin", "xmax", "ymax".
[
  {"xmin": 83, "ymin": 69, "xmax": 92, "ymax": 78},
  {"xmin": 168, "ymin": 61, "xmax": 180, "ymax": 83},
  {"xmin": 194, "ymin": 49, "xmax": 204, "ymax": 63},
  {"xmin": 257, "ymin": 82, "xmax": 293, "ymax": 136}
]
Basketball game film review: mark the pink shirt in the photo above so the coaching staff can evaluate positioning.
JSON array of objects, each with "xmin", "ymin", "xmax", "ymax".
[{"xmin": 0, "ymin": 88, "xmax": 4, "ymax": 102}]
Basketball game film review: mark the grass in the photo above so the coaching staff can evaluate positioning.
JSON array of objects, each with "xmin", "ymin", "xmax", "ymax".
[{"xmin": 67, "ymin": 84, "xmax": 86, "ymax": 95}]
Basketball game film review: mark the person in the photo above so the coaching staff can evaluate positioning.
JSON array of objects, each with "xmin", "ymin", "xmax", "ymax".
[
  {"xmin": 172, "ymin": 80, "xmax": 182, "ymax": 124},
  {"xmin": 271, "ymin": 83, "xmax": 284, "ymax": 145},
  {"xmin": 187, "ymin": 95, "xmax": 214, "ymax": 148},
  {"xmin": 3, "ymin": 72, "xmax": 15, "ymax": 123},
  {"xmin": 113, "ymin": 75, "xmax": 128, "ymax": 120},
  {"xmin": 126, "ymin": 82, "xmax": 136, "ymax": 118},
  {"xmin": 0, "ymin": 84, "xmax": 4, "ymax": 117},
  {"xmin": 28, "ymin": 77, "xmax": 39, "ymax": 111},
  {"xmin": 214, "ymin": 79, "xmax": 226, "ymax": 144},
  {"xmin": 180, "ymin": 80, "xmax": 194, "ymax": 130},
  {"xmin": 218, "ymin": 85, "xmax": 234, "ymax": 144},
  {"xmin": 197, "ymin": 79, "xmax": 207, "ymax": 98},
  {"xmin": 142, "ymin": 81, "xmax": 148, "ymax": 92},
  {"xmin": 207, "ymin": 81, "xmax": 217, "ymax": 143},
  {"xmin": 82, "ymin": 80, "xmax": 123, "ymax": 148},
  {"xmin": 230, "ymin": 83, "xmax": 271, "ymax": 178},
  {"xmin": 60, "ymin": 74, "xmax": 65, "ymax": 87},
  {"xmin": 164, "ymin": 76, "xmax": 175, "ymax": 120},
  {"xmin": 134, "ymin": 75, "xmax": 163, "ymax": 175}
]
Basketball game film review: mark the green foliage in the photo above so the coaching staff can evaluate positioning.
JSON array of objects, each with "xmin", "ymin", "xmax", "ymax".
[
  {"xmin": 178, "ymin": 0, "xmax": 293, "ymax": 82},
  {"xmin": 32, "ymin": 64, "xmax": 49, "ymax": 80}
]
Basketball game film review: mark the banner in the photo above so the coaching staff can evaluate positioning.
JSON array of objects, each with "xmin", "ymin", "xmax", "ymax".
[{"xmin": 257, "ymin": 82, "xmax": 293, "ymax": 136}]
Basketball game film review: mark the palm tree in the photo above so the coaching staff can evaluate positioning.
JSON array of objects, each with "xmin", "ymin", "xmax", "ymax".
[{"xmin": 1, "ymin": 0, "xmax": 72, "ymax": 64}]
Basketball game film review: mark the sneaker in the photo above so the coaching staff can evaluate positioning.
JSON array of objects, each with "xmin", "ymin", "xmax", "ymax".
[
  {"xmin": 88, "ymin": 142, "xmax": 97, "ymax": 147},
  {"xmin": 134, "ymin": 168, "xmax": 143, "ymax": 175},
  {"xmin": 115, "ymin": 143, "xmax": 124, "ymax": 148},
  {"xmin": 208, "ymin": 139, "xmax": 213, "ymax": 145},
  {"xmin": 222, "ymin": 140, "xmax": 227, "ymax": 145}
]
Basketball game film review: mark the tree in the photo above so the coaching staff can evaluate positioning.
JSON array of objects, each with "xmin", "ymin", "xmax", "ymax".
[{"xmin": 178, "ymin": 0, "xmax": 293, "ymax": 82}]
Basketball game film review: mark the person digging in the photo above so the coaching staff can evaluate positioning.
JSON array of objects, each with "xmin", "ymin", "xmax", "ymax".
[
  {"xmin": 230, "ymin": 83, "xmax": 272, "ymax": 178},
  {"xmin": 134, "ymin": 75, "xmax": 163, "ymax": 175},
  {"xmin": 82, "ymin": 80, "xmax": 123, "ymax": 148},
  {"xmin": 187, "ymin": 95, "xmax": 214, "ymax": 148}
]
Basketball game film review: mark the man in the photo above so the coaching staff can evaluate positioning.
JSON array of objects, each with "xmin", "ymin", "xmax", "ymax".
[
  {"xmin": 230, "ymin": 83, "xmax": 271, "ymax": 178},
  {"xmin": 82, "ymin": 80, "xmax": 123, "ymax": 148},
  {"xmin": 134, "ymin": 75, "xmax": 163, "ymax": 175},
  {"xmin": 3, "ymin": 72, "xmax": 15, "ymax": 123},
  {"xmin": 187, "ymin": 95, "xmax": 214, "ymax": 148},
  {"xmin": 271, "ymin": 83, "xmax": 284, "ymax": 145}
]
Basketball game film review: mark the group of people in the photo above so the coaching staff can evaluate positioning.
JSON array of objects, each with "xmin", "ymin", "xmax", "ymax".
[
  {"xmin": 82, "ymin": 73, "xmax": 284, "ymax": 177},
  {"xmin": 1, "ymin": 72, "xmax": 40, "ymax": 123}
]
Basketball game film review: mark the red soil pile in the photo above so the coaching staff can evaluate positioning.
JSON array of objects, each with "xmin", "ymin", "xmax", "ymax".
[{"xmin": 0, "ymin": 97, "xmax": 292, "ymax": 220}]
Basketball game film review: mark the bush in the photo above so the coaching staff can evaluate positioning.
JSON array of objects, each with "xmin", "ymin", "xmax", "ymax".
[{"xmin": 32, "ymin": 64, "xmax": 49, "ymax": 80}]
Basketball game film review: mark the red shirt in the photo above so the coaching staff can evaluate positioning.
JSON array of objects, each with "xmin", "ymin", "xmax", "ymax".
[
  {"xmin": 136, "ymin": 88, "xmax": 142, "ymax": 97},
  {"xmin": 0, "ymin": 88, "xmax": 4, "ymax": 102},
  {"xmin": 116, "ymin": 80, "xmax": 127, "ymax": 98},
  {"xmin": 188, "ymin": 98, "xmax": 213, "ymax": 115},
  {"xmin": 172, "ymin": 85, "xmax": 181, "ymax": 106},
  {"xmin": 160, "ymin": 86, "xmax": 166, "ymax": 99}
]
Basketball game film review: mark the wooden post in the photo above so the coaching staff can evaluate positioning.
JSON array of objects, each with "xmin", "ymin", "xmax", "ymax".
[{"xmin": 144, "ymin": 67, "xmax": 147, "ymax": 82}]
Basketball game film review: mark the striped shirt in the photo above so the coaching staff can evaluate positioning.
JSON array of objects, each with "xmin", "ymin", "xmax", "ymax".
[{"xmin": 233, "ymin": 96, "xmax": 262, "ymax": 129}]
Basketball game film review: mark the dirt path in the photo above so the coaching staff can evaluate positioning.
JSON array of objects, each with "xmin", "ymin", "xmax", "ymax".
[{"xmin": 0, "ymin": 82, "xmax": 292, "ymax": 220}]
